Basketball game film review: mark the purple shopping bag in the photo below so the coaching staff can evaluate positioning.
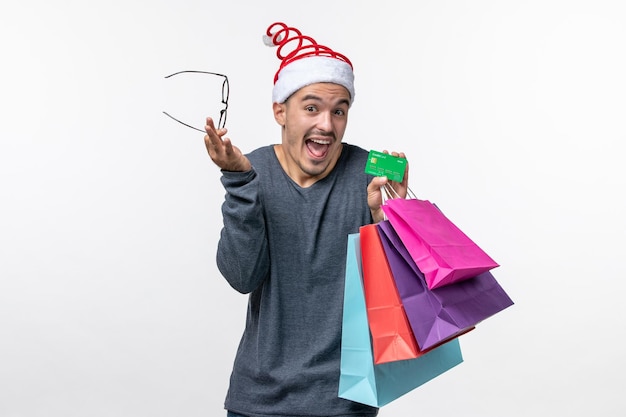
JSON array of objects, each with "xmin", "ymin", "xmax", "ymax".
[
  {"xmin": 377, "ymin": 220, "xmax": 514, "ymax": 351},
  {"xmin": 382, "ymin": 198, "xmax": 499, "ymax": 289}
]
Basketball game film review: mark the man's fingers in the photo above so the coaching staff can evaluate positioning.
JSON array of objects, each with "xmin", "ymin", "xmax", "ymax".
[
  {"xmin": 367, "ymin": 176, "xmax": 387, "ymax": 192},
  {"xmin": 222, "ymin": 137, "xmax": 233, "ymax": 153}
]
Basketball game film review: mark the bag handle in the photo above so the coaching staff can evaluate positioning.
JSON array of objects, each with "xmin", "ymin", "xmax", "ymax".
[
  {"xmin": 379, "ymin": 184, "xmax": 417, "ymax": 221},
  {"xmin": 381, "ymin": 183, "xmax": 417, "ymax": 202}
]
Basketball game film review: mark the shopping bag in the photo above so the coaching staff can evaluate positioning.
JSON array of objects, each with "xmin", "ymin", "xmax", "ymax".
[
  {"xmin": 359, "ymin": 224, "xmax": 419, "ymax": 364},
  {"xmin": 382, "ymin": 198, "xmax": 499, "ymax": 289},
  {"xmin": 338, "ymin": 233, "xmax": 464, "ymax": 407},
  {"xmin": 378, "ymin": 220, "xmax": 514, "ymax": 351}
]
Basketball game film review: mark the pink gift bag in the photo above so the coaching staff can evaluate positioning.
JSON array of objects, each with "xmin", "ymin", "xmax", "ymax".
[{"xmin": 382, "ymin": 197, "xmax": 499, "ymax": 289}]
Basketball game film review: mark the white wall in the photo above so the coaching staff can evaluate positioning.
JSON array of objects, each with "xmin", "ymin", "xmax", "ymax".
[{"xmin": 1, "ymin": 1, "xmax": 625, "ymax": 416}]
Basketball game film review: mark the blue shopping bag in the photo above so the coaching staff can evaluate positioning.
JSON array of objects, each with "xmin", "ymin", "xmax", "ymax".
[{"xmin": 338, "ymin": 233, "xmax": 464, "ymax": 407}]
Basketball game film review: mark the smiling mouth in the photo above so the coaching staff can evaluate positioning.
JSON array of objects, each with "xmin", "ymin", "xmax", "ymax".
[{"xmin": 306, "ymin": 138, "xmax": 331, "ymax": 159}]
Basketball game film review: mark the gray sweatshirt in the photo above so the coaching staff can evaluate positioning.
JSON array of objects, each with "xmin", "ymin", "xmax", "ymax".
[{"xmin": 218, "ymin": 144, "xmax": 378, "ymax": 417}]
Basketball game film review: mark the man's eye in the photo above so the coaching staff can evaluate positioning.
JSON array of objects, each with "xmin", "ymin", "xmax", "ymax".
[
  {"xmin": 305, "ymin": 105, "xmax": 316, "ymax": 112},
  {"xmin": 335, "ymin": 109, "xmax": 345, "ymax": 116}
]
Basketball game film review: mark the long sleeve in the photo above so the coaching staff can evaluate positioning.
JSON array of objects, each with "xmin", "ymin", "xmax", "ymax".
[{"xmin": 216, "ymin": 168, "xmax": 270, "ymax": 294}]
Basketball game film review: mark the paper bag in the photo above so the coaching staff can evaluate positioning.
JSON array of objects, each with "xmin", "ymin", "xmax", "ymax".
[
  {"xmin": 338, "ymin": 233, "xmax": 464, "ymax": 407},
  {"xmin": 382, "ymin": 198, "xmax": 499, "ymax": 289},
  {"xmin": 378, "ymin": 220, "xmax": 514, "ymax": 351},
  {"xmin": 359, "ymin": 224, "xmax": 419, "ymax": 364}
]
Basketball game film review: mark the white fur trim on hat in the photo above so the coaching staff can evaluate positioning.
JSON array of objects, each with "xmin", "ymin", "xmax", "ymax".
[{"xmin": 272, "ymin": 56, "xmax": 355, "ymax": 105}]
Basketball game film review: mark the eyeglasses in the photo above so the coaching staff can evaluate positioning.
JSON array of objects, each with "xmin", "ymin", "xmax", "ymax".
[{"xmin": 163, "ymin": 70, "xmax": 229, "ymax": 132}]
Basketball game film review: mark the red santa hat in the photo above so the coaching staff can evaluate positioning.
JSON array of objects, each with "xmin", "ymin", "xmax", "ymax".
[{"xmin": 263, "ymin": 22, "xmax": 355, "ymax": 105}]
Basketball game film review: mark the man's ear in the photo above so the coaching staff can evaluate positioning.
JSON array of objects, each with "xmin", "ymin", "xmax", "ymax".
[{"xmin": 273, "ymin": 102, "xmax": 286, "ymax": 126}]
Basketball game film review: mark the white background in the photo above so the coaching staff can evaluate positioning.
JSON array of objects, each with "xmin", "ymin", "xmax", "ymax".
[{"xmin": 1, "ymin": 1, "xmax": 625, "ymax": 416}]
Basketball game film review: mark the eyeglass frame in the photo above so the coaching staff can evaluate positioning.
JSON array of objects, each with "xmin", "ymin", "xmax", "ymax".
[{"xmin": 163, "ymin": 70, "xmax": 229, "ymax": 132}]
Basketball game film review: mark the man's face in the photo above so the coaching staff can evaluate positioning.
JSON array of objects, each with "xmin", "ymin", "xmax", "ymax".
[{"xmin": 273, "ymin": 82, "xmax": 351, "ymax": 187}]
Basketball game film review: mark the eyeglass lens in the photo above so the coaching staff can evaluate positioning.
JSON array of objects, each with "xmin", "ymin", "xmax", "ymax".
[{"xmin": 164, "ymin": 70, "xmax": 229, "ymax": 132}]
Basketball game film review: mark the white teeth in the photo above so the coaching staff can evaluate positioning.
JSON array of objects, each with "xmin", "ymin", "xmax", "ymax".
[{"xmin": 310, "ymin": 139, "xmax": 330, "ymax": 145}]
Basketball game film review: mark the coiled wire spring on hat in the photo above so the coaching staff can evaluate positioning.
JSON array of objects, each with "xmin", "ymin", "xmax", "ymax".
[{"xmin": 263, "ymin": 22, "xmax": 352, "ymax": 83}]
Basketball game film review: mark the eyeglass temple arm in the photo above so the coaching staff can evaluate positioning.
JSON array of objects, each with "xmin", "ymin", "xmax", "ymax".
[
  {"xmin": 162, "ymin": 111, "xmax": 206, "ymax": 133},
  {"xmin": 164, "ymin": 70, "xmax": 228, "ymax": 79}
]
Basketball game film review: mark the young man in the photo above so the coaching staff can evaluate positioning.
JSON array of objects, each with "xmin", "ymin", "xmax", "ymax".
[{"xmin": 203, "ymin": 22, "xmax": 408, "ymax": 417}]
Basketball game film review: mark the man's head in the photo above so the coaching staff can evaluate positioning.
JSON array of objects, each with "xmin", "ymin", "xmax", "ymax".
[
  {"xmin": 264, "ymin": 22, "xmax": 355, "ymax": 187},
  {"xmin": 263, "ymin": 22, "xmax": 355, "ymax": 106}
]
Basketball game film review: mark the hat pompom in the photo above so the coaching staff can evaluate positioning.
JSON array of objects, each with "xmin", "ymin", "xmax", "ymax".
[{"xmin": 262, "ymin": 34, "xmax": 276, "ymax": 47}]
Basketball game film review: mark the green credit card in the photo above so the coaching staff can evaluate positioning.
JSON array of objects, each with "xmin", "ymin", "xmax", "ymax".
[{"xmin": 364, "ymin": 150, "xmax": 407, "ymax": 182}]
